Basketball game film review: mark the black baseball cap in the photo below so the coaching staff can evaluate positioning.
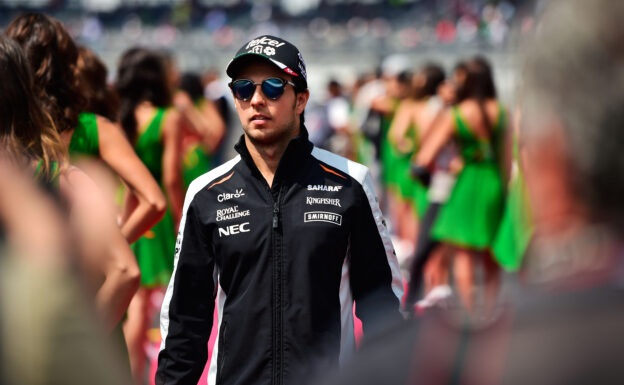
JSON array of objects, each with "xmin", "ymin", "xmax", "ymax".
[{"xmin": 226, "ymin": 35, "xmax": 308, "ymax": 90}]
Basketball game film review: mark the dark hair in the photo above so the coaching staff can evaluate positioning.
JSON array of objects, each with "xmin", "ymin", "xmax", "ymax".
[
  {"xmin": 0, "ymin": 35, "xmax": 66, "ymax": 180},
  {"xmin": 115, "ymin": 48, "xmax": 172, "ymax": 143},
  {"xmin": 415, "ymin": 63, "xmax": 446, "ymax": 99},
  {"xmin": 397, "ymin": 70, "xmax": 412, "ymax": 85},
  {"xmin": 456, "ymin": 57, "xmax": 497, "ymax": 101},
  {"xmin": 179, "ymin": 72, "xmax": 204, "ymax": 102},
  {"xmin": 456, "ymin": 56, "xmax": 497, "ymax": 130},
  {"xmin": 5, "ymin": 12, "xmax": 85, "ymax": 133},
  {"xmin": 76, "ymin": 45, "xmax": 119, "ymax": 122}
]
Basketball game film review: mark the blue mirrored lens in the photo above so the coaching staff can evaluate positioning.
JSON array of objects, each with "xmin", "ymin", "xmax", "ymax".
[
  {"xmin": 261, "ymin": 78, "xmax": 286, "ymax": 99},
  {"xmin": 232, "ymin": 80, "xmax": 255, "ymax": 100}
]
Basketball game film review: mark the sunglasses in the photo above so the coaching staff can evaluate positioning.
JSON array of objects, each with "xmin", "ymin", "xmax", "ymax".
[{"xmin": 229, "ymin": 77, "xmax": 296, "ymax": 101}]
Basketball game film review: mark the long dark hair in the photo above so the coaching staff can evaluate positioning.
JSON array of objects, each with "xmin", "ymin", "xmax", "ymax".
[
  {"xmin": 0, "ymin": 35, "xmax": 66, "ymax": 180},
  {"xmin": 455, "ymin": 56, "xmax": 497, "ymax": 131},
  {"xmin": 76, "ymin": 45, "xmax": 119, "ymax": 122},
  {"xmin": 414, "ymin": 63, "xmax": 445, "ymax": 100},
  {"xmin": 115, "ymin": 48, "xmax": 172, "ymax": 143},
  {"xmin": 5, "ymin": 12, "xmax": 85, "ymax": 133}
]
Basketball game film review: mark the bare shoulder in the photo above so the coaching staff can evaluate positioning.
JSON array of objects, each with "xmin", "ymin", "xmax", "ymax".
[
  {"xmin": 162, "ymin": 108, "xmax": 182, "ymax": 135},
  {"xmin": 458, "ymin": 99, "xmax": 501, "ymax": 125}
]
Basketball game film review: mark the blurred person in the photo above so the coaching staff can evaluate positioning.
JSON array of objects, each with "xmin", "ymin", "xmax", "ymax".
[
  {"xmin": 415, "ymin": 57, "xmax": 508, "ymax": 313},
  {"xmin": 156, "ymin": 35, "xmax": 402, "ymax": 385},
  {"xmin": 0, "ymin": 157, "xmax": 133, "ymax": 385},
  {"xmin": 5, "ymin": 13, "xmax": 166, "ymax": 245},
  {"xmin": 203, "ymin": 68, "xmax": 239, "ymax": 164},
  {"xmin": 491, "ymin": 108, "xmax": 533, "ymax": 272},
  {"xmin": 174, "ymin": 72, "xmax": 226, "ymax": 190},
  {"xmin": 405, "ymin": 63, "xmax": 466, "ymax": 310},
  {"xmin": 0, "ymin": 33, "xmax": 140, "ymax": 334},
  {"xmin": 76, "ymin": 45, "xmax": 119, "ymax": 122},
  {"xmin": 115, "ymin": 47, "xmax": 184, "ymax": 385},
  {"xmin": 322, "ymin": 1, "xmax": 624, "ymax": 384},
  {"xmin": 320, "ymin": 79, "xmax": 353, "ymax": 158},
  {"xmin": 372, "ymin": 69, "xmax": 416, "ymax": 262},
  {"xmin": 387, "ymin": 64, "xmax": 446, "ymax": 272},
  {"xmin": 0, "ymin": 33, "xmax": 139, "ymax": 385}
]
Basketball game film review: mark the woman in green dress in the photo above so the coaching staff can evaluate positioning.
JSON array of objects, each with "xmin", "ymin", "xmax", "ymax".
[
  {"xmin": 5, "ymin": 15, "xmax": 143, "ymax": 331},
  {"xmin": 415, "ymin": 57, "xmax": 508, "ymax": 312},
  {"xmin": 115, "ymin": 47, "xmax": 184, "ymax": 384},
  {"xmin": 0, "ymin": 33, "xmax": 140, "ymax": 384},
  {"xmin": 7, "ymin": 15, "xmax": 165, "ymax": 246},
  {"xmin": 174, "ymin": 72, "xmax": 226, "ymax": 190}
]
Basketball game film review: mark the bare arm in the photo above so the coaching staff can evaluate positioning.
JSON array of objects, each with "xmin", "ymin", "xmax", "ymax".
[
  {"xmin": 60, "ymin": 166, "xmax": 140, "ymax": 332},
  {"xmin": 415, "ymin": 110, "xmax": 455, "ymax": 168},
  {"xmin": 0, "ymin": 160, "xmax": 68, "ymax": 268},
  {"xmin": 162, "ymin": 110, "xmax": 184, "ymax": 227},
  {"xmin": 174, "ymin": 92, "xmax": 225, "ymax": 153},
  {"xmin": 370, "ymin": 95, "xmax": 394, "ymax": 116},
  {"xmin": 97, "ymin": 116, "xmax": 166, "ymax": 243}
]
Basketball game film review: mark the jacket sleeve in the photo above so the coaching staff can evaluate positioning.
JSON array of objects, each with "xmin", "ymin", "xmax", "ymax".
[
  {"xmin": 349, "ymin": 170, "xmax": 404, "ymax": 335},
  {"xmin": 156, "ymin": 197, "xmax": 215, "ymax": 385}
]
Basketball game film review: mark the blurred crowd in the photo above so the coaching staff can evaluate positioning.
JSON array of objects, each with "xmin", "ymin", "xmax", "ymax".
[{"xmin": 3, "ymin": 0, "xmax": 624, "ymax": 383}]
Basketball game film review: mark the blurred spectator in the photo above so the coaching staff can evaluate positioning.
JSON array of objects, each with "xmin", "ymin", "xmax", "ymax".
[
  {"xmin": 175, "ymin": 72, "xmax": 226, "ymax": 189},
  {"xmin": 0, "ymin": 158, "xmax": 133, "ymax": 385}
]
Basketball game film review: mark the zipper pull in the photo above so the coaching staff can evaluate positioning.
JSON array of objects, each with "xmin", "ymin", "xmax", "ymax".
[{"xmin": 272, "ymin": 203, "xmax": 279, "ymax": 229}]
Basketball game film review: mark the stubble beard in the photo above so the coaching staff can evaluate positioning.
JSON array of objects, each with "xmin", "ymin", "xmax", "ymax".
[{"xmin": 244, "ymin": 105, "xmax": 300, "ymax": 149}]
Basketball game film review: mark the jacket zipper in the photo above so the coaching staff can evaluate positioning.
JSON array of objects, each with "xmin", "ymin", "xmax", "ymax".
[{"xmin": 271, "ymin": 185, "xmax": 283, "ymax": 385}]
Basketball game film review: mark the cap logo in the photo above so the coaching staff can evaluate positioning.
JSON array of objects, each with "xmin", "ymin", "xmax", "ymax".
[
  {"xmin": 283, "ymin": 67, "xmax": 298, "ymax": 76},
  {"xmin": 250, "ymin": 46, "xmax": 263, "ymax": 54},
  {"xmin": 246, "ymin": 36, "xmax": 286, "ymax": 50},
  {"xmin": 297, "ymin": 52, "xmax": 307, "ymax": 79},
  {"xmin": 263, "ymin": 46, "xmax": 276, "ymax": 56}
]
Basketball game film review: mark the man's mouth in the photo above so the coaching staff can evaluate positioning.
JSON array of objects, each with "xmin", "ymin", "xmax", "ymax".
[{"xmin": 251, "ymin": 114, "xmax": 270, "ymax": 122}]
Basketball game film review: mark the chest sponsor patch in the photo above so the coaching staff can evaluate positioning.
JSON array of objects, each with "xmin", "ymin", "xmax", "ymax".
[
  {"xmin": 307, "ymin": 184, "xmax": 343, "ymax": 192},
  {"xmin": 218, "ymin": 188, "xmax": 245, "ymax": 202},
  {"xmin": 218, "ymin": 222, "xmax": 250, "ymax": 237},
  {"xmin": 306, "ymin": 196, "xmax": 341, "ymax": 207},
  {"xmin": 216, "ymin": 205, "xmax": 250, "ymax": 222},
  {"xmin": 304, "ymin": 211, "xmax": 342, "ymax": 226}
]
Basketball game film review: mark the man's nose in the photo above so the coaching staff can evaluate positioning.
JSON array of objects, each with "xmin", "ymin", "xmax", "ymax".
[{"xmin": 249, "ymin": 84, "xmax": 266, "ymax": 106}]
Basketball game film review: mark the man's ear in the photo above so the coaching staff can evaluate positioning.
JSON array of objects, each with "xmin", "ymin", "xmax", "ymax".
[{"xmin": 295, "ymin": 89, "xmax": 310, "ymax": 114}]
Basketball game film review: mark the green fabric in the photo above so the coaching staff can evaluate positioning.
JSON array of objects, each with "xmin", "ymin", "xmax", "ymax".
[
  {"xmin": 380, "ymin": 101, "xmax": 429, "ymax": 217},
  {"xmin": 492, "ymin": 134, "xmax": 534, "ymax": 271},
  {"xmin": 130, "ymin": 108, "xmax": 176, "ymax": 287},
  {"xmin": 131, "ymin": 209, "xmax": 176, "ymax": 287},
  {"xmin": 34, "ymin": 160, "xmax": 60, "ymax": 188},
  {"xmin": 431, "ymin": 105, "xmax": 506, "ymax": 249},
  {"xmin": 134, "ymin": 108, "xmax": 166, "ymax": 182},
  {"xmin": 69, "ymin": 112, "xmax": 100, "ymax": 157},
  {"xmin": 183, "ymin": 143, "xmax": 213, "ymax": 190}
]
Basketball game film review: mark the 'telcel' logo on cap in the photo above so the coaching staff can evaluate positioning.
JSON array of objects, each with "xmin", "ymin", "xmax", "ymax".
[{"xmin": 246, "ymin": 36, "xmax": 286, "ymax": 50}]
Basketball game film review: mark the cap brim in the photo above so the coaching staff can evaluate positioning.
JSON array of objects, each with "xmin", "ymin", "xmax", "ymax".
[{"xmin": 226, "ymin": 52, "xmax": 292, "ymax": 79}]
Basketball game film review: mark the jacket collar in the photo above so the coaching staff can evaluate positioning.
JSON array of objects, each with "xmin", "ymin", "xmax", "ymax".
[{"xmin": 234, "ymin": 125, "xmax": 314, "ymax": 185}]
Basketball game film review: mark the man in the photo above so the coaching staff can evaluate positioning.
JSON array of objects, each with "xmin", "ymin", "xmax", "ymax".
[
  {"xmin": 156, "ymin": 35, "xmax": 403, "ymax": 385},
  {"xmin": 322, "ymin": 0, "xmax": 624, "ymax": 384}
]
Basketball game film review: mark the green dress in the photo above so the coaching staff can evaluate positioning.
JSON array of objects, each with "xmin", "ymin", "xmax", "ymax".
[
  {"xmin": 182, "ymin": 143, "xmax": 212, "ymax": 190},
  {"xmin": 431, "ymin": 105, "xmax": 506, "ymax": 249},
  {"xmin": 131, "ymin": 108, "xmax": 176, "ymax": 287},
  {"xmin": 380, "ymin": 102, "xmax": 428, "ymax": 218},
  {"xmin": 69, "ymin": 112, "xmax": 100, "ymax": 157},
  {"xmin": 492, "ymin": 133, "xmax": 533, "ymax": 271}
]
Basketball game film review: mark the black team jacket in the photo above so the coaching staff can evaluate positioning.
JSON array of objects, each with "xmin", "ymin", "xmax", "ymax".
[{"xmin": 156, "ymin": 126, "xmax": 403, "ymax": 385}]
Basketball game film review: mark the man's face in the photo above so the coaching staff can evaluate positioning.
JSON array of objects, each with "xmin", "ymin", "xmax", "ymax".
[{"xmin": 232, "ymin": 60, "xmax": 309, "ymax": 146}]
